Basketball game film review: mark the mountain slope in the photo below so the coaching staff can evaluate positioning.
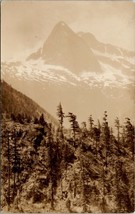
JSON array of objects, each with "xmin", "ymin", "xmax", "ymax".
[
  {"xmin": 79, "ymin": 32, "xmax": 135, "ymax": 78},
  {"xmin": 79, "ymin": 32, "xmax": 135, "ymax": 58},
  {"xmin": 1, "ymin": 80, "xmax": 58, "ymax": 126}
]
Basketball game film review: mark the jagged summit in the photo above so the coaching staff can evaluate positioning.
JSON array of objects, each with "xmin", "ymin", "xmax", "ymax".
[
  {"xmin": 28, "ymin": 21, "xmax": 102, "ymax": 73},
  {"xmin": 26, "ymin": 21, "xmax": 135, "ymax": 75},
  {"xmin": 55, "ymin": 21, "xmax": 69, "ymax": 28},
  {"xmin": 49, "ymin": 21, "xmax": 74, "ymax": 36}
]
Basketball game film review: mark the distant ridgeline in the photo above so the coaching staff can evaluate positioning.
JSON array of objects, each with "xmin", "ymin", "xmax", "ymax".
[
  {"xmin": 1, "ymin": 80, "xmax": 58, "ymax": 126},
  {"xmin": 1, "ymin": 80, "xmax": 134, "ymax": 213}
]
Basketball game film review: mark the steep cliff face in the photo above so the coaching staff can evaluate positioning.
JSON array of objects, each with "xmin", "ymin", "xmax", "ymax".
[{"xmin": 28, "ymin": 22, "xmax": 102, "ymax": 74}]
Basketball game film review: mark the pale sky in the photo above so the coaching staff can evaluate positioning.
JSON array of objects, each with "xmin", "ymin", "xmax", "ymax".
[{"xmin": 1, "ymin": 0, "xmax": 135, "ymax": 61}]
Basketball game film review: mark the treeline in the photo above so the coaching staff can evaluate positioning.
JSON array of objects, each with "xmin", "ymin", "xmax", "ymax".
[
  {"xmin": 10, "ymin": 112, "xmax": 46, "ymax": 125},
  {"xmin": 2, "ymin": 103, "xmax": 134, "ymax": 212},
  {"xmin": 57, "ymin": 103, "xmax": 134, "ymax": 157}
]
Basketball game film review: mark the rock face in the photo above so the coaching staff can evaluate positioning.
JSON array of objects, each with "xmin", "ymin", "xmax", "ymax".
[{"xmin": 28, "ymin": 21, "xmax": 102, "ymax": 73}]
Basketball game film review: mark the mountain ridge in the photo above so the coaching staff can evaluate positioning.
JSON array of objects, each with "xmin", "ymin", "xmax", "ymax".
[{"xmin": 79, "ymin": 32, "xmax": 135, "ymax": 58}]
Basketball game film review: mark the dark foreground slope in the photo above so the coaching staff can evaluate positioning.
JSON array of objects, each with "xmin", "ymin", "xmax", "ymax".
[
  {"xmin": 1, "ymin": 80, "xmax": 58, "ymax": 126},
  {"xmin": 1, "ymin": 113, "xmax": 134, "ymax": 213}
]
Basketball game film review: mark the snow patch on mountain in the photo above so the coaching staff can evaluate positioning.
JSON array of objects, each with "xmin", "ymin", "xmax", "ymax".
[
  {"xmin": 79, "ymin": 61, "xmax": 133, "ymax": 88},
  {"xmin": 92, "ymin": 49, "xmax": 135, "ymax": 65},
  {"xmin": 2, "ymin": 58, "xmax": 134, "ymax": 89},
  {"xmin": 2, "ymin": 59, "xmax": 80, "ymax": 86}
]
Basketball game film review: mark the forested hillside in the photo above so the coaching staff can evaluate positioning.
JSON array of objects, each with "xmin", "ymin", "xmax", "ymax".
[
  {"xmin": 1, "ymin": 80, "xmax": 58, "ymax": 126},
  {"xmin": 1, "ymin": 100, "xmax": 134, "ymax": 212}
]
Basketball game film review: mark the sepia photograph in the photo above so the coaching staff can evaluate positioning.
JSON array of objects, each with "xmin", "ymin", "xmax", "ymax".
[{"xmin": 1, "ymin": 0, "xmax": 135, "ymax": 212}]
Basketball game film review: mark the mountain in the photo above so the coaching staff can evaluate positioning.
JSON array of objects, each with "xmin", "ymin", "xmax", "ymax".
[
  {"xmin": 78, "ymin": 32, "xmax": 135, "ymax": 57},
  {"xmin": 1, "ymin": 22, "xmax": 135, "ymax": 125},
  {"xmin": 1, "ymin": 80, "xmax": 58, "ymax": 126},
  {"xmin": 27, "ymin": 21, "xmax": 102, "ymax": 74},
  {"xmin": 79, "ymin": 32, "xmax": 135, "ymax": 78}
]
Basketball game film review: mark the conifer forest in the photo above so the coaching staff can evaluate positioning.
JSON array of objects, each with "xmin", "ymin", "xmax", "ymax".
[{"xmin": 1, "ymin": 101, "xmax": 135, "ymax": 212}]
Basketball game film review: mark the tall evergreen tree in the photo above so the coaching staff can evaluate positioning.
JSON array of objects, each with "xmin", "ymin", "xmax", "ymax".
[
  {"xmin": 7, "ymin": 130, "xmax": 11, "ymax": 211},
  {"xmin": 12, "ymin": 130, "xmax": 21, "ymax": 196},
  {"xmin": 57, "ymin": 103, "xmax": 65, "ymax": 138},
  {"xmin": 102, "ymin": 111, "xmax": 110, "ymax": 167},
  {"xmin": 124, "ymin": 118, "xmax": 134, "ymax": 158},
  {"xmin": 39, "ymin": 113, "xmax": 46, "ymax": 126},
  {"xmin": 88, "ymin": 115, "xmax": 94, "ymax": 132},
  {"xmin": 115, "ymin": 117, "xmax": 121, "ymax": 143},
  {"xmin": 101, "ymin": 111, "xmax": 110, "ymax": 211},
  {"xmin": 34, "ymin": 116, "xmax": 39, "ymax": 124},
  {"xmin": 67, "ymin": 112, "xmax": 79, "ymax": 141}
]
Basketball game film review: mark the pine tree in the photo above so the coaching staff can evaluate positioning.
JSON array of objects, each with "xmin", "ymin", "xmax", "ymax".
[
  {"xmin": 12, "ymin": 130, "xmax": 21, "ymax": 198},
  {"xmin": 88, "ymin": 115, "xmax": 94, "ymax": 132},
  {"xmin": 67, "ymin": 112, "xmax": 79, "ymax": 142},
  {"xmin": 39, "ymin": 113, "xmax": 46, "ymax": 126},
  {"xmin": 124, "ymin": 118, "xmax": 134, "ymax": 157},
  {"xmin": 79, "ymin": 137, "xmax": 87, "ymax": 212},
  {"xmin": 7, "ymin": 130, "xmax": 11, "ymax": 211},
  {"xmin": 102, "ymin": 111, "xmax": 110, "ymax": 168},
  {"xmin": 115, "ymin": 117, "xmax": 121, "ymax": 143},
  {"xmin": 81, "ymin": 122, "xmax": 87, "ymax": 138},
  {"xmin": 101, "ymin": 111, "xmax": 110, "ymax": 211},
  {"xmin": 114, "ymin": 117, "xmax": 134, "ymax": 212},
  {"xmin": 98, "ymin": 119, "xmax": 101, "ymax": 131},
  {"xmin": 47, "ymin": 123, "xmax": 57, "ymax": 210},
  {"xmin": 92, "ymin": 126, "xmax": 101, "ymax": 158},
  {"xmin": 34, "ymin": 117, "xmax": 39, "ymax": 124},
  {"xmin": 57, "ymin": 103, "xmax": 65, "ymax": 138}
]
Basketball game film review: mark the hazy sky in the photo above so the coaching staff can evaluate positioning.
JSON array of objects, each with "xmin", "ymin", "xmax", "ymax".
[{"xmin": 2, "ymin": 0, "xmax": 135, "ymax": 61}]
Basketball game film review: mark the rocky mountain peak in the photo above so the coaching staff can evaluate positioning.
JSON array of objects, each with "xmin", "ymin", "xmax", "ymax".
[
  {"xmin": 27, "ymin": 22, "xmax": 104, "ymax": 73},
  {"xmin": 54, "ymin": 21, "xmax": 70, "ymax": 30},
  {"xmin": 39, "ymin": 22, "xmax": 102, "ymax": 73}
]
